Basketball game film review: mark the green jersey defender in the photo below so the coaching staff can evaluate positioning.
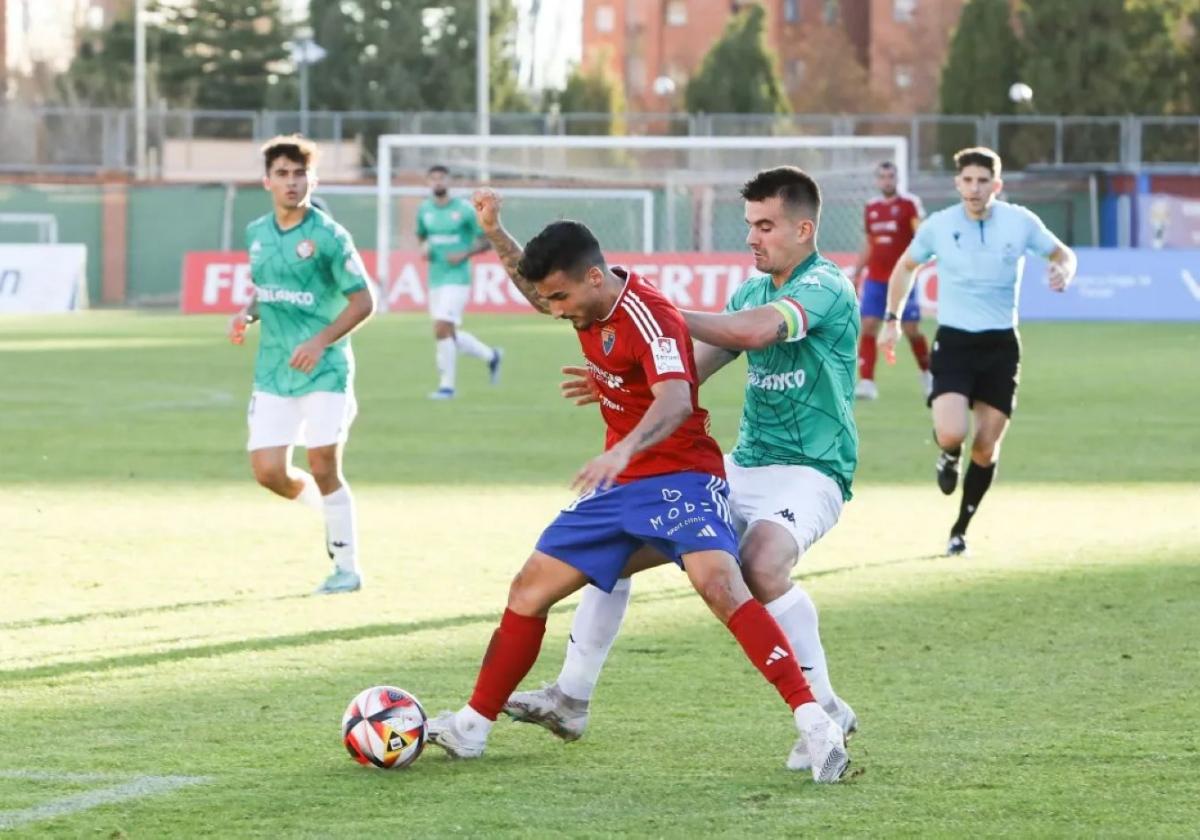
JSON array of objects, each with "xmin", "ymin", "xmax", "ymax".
[
  {"xmin": 724, "ymin": 252, "xmax": 860, "ymax": 501},
  {"xmin": 245, "ymin": 207, "xmax": 370, "ymax": 398},
  {"xmin": 230, "ymin": 135, "xmax": 375, "ymax": 598}
]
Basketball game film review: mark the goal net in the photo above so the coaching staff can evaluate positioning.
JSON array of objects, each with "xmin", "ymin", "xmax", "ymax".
[{"xmin": 374, "ymin": 133, "xmax": 908, "ymax": 290}]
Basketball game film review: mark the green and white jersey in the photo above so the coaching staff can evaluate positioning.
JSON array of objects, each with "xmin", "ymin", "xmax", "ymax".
[
  {"xmin": 724, "ymin": 252, "xmax": 860, "ymax": 500},
  {"xmin": 246, "ymin": 207, "xmax": 369, "ymax": 397},
  {"xmin": 416, "ymin": 196, "xmax": 482, "ymax": 287}
]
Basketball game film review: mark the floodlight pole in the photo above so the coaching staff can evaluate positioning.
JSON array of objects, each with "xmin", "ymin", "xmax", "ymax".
[
  {"xmin": 134, "ymin": 0, "xmax": 147, "ymax": 179},
  {"xmin": 477, "ymin": 0, "xmax": 490, "ymax": 179}
]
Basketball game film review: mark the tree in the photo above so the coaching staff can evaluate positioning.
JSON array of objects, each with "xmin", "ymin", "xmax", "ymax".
[
  {"xmin": 684, "ymin": 5, "xmax": 789, "ymax": 115},
  {"xmin": 550, "ymin": 51, "xmax": 625, "ymax": 135},
  {"xmin": 939, "ymin": 0, "xmax": 1020, "ymax": 117},
  {"xmin": 787, "ymin": 25, "xmax": 882, "ymax": 114},
  {"xmin": 307, "ymin": 0, "xmax": 527, "ymax": 115},
  {"xmin": 1015, "ymin": 0, "xmax": 1192, "ymax": 164},
  {"xmin": 160, "ymin": 0, "xmax": 292, "ymax": 112},
  {"xmin": 55, "ymin": 5, "xmax": 190, "ymax": 107}
]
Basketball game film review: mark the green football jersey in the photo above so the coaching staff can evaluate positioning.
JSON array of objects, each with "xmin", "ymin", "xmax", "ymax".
[
  {"xmin": 246, "ymin": 208, "xmax": 369, "ymax": 397},
  {"xmin": 724, "ymin": 252, "xmax": 860, "ymax": 500},
  {"xmin": 416, "ymin": 196, "xmax": 482, "ymax": 287}
]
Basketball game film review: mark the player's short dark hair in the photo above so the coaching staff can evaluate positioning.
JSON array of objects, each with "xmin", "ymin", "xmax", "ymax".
[
  {"xmin": 518, "ymin": 220, "xmax": 607, "ymax": 282},
  {"xmin": 427, "ymin": 164, "xmax": 449, "ymax": 176},
  {"xmin": 741, "ymin": 166, "xmax": 821, "ymax": 221},
  {"xmin": 876, "ymin": 160, "xmax": 897, "ymax": 173},
  {"xmin": 954, "ymin": 146, "xmax": 1002, "ymax": 177},
  {"xmin": 261, "ymin": 134, "xmax": 318, "ymax": 172}
]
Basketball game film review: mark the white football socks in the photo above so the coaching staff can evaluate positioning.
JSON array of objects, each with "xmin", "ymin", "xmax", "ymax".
[
  {"xmin": 455, "ymin": 330, "xmax": 494, "ymax": 361},
  {"xmin": 322, "ymin": 485, "xmax": 359, "ymax": 575},
  {"xmin": 291, "ymin": 469, "xmax": 323, "ymax": 511},
  {"xmin": 436, "ymin": 337, "xmax": 457, "ymax": 390},
  {"xmin": 556, "ymin": 579, "xmax": 632, "ymax": 701},
  {"xmin": 765, "ymin": 584, "xmax": 835, "ymax": 707}
]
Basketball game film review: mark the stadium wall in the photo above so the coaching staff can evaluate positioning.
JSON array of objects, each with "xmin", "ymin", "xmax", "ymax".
[{"xmin": 0, "ymin": 180, "xmax": 1112, "ymax": 307}]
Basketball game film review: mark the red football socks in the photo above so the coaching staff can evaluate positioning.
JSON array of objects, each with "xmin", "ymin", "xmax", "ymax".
[
  {"xmin": 909, "ymin": 333, "xmax": 931, "ymax": 371},
  {"xmin": 858, "ymin": 333, "xmax": 877, "ymax": 381},
  {"xmin": 726, "ymin": 599, "xmax": 816, "ymax": 710},
  {"xmin": 468, "ymin": 608, "xmax": 547, "ymax": 720}
]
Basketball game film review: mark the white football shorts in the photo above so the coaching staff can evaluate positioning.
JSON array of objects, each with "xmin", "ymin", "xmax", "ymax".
[
  {"xmin": 724, "ymin": 455, "xmax": 845, "ymax": 554},
  {"xmin": 428, "ymin": 284, "xmax": 471, "ymax": 326},
  {"xmin": 246, "ymin": 390, "xmax": 357, "ymax": 451}
]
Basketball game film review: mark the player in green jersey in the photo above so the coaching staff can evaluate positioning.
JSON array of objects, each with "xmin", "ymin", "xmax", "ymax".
[
  {"xmin": 417, "ymin": 164, "xmax": 503, "ymax": 400},
  {"xmin": 227, "ymin": 135, "xmax": 375, "ymax": 595},
  {"xmin": 476, "ymin": 169, "xmax": 861, "ymax": 770}
]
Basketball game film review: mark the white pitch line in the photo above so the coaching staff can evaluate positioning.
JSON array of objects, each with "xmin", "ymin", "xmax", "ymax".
[{"xmin": 0, "ymin": 772, "xmax": 209, "ymax": 830}]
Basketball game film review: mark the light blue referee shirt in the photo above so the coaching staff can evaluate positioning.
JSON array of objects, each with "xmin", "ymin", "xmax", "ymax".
[{"xmin": 906, "ymin": 200, "xmax": 1060, "ymax": 332}]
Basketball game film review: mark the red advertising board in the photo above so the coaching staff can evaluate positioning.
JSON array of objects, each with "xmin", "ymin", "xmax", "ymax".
[{"xmin": 181, "ymin": 250, "xmax": 939, "ymax": 314}]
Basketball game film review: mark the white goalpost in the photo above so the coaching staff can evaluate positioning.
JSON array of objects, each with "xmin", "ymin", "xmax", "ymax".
[{"xmin": 374, "ymin": 133, "xmax": 909, "ymax": 290}]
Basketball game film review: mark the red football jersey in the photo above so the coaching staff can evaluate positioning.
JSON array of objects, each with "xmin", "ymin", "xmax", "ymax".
[
  {"xmin": 577, "ymin": 268, "xmax": 725, "ymax": 483},
  {"xmin": 864, "ymin": 193, "xmax": 924, "ymax": 282}
]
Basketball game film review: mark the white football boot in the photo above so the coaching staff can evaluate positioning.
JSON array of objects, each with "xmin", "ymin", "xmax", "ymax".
[
  {"xmin": 787, "ymin": 696, "xmax": 857, "ymax": 772},
  {"xmin": 788, "ymin": 701, "xmax": 851, "ymax": 782},
  {"xmin": 426, "ymin": 711, "xmax": 487, "ymax": 759},
  {"xmin": 855, "ymin": 379, "xmax": 879, "ymax": 400},
  {"xmin": 919, "ymin": 369, "xmax": 934, "ymax": 399},
  {"xmin": 503, "ymin": 683, "xmax": 589, "ymax": 742}
]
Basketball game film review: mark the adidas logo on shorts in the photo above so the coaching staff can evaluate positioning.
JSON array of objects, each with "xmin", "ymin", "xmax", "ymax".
[{"xmin": 696, "ymin": 525, "xmax": 718, "ymax": 538}]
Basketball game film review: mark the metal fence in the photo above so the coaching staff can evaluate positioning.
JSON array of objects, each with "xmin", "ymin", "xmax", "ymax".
[{"xmin": 0, "ymin": 106, "xmax": 1197, "ymax": 178}]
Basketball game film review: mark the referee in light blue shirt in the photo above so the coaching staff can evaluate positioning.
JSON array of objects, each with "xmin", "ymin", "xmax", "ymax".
[{"xmin": 879, "ymin": 147, "xmax": 1077, "ymax": 556}]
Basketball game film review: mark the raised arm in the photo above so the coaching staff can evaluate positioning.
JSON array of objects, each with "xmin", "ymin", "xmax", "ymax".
[{"xmin": 471, "ymin": 188, "xmax": 550, "ymax": 315}]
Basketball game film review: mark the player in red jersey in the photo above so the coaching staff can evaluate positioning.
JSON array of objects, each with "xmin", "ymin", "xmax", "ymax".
[
  {"xmin": 422, "ymin": 191, "xmax": 849, "ymax": 783},
  {"xmin": 849, "ymin": 161, "xmax": 932, "ymax": 400}
]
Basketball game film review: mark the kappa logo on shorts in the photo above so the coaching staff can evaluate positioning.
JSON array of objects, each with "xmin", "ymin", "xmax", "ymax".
[
  {"xmin": 775, "ymin": 509, "xmax": 796, "ymax": 525},
  {"xmin": 295, "ymin": 239, "xmax": 317, "ymax": 260}
]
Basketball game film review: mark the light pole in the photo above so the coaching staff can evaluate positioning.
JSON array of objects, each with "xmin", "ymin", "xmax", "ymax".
[
  {"xmin": 477, "ymin": 0, "xmax": 490, "ymax": 179},
  {"xmin": 134, "ymin": 0, "xmax": 147, "ymax": 178},
  {"xmin": 291, "ymin": 28, "xmax": 327, "ymax": 137}
]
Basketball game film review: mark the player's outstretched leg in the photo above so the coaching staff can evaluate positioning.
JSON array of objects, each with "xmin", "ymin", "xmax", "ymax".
[
  {"xmin": 504, "ymin": 578, "xmax": 632, "ymax": 741},
  {"xmin": 427, "ymin": 551, "xmax": 588, "ymax": 759},
  {"xmin": 684, "ymin": 549, "xmax": 849, "ymax": 783}
]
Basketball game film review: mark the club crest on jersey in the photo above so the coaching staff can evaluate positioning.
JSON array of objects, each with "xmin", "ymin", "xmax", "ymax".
[
  {"xmin": 295, "ymin": 239, "xmax": 316, "ymax": 260},
  {"xmin": 601, "ymin": 326, "xmax": 617, "ymax": 355}
]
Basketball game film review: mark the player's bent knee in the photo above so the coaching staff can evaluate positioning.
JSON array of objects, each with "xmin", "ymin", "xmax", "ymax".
[
  {"xmin": 688, "ymin": 561, "xmax": 751, "ymax": 622},
  {"xmin": 936, "ymin": 429, "xmax": 967, "ymax": 451},
  {"xmin": 743, "ymin": 561, "xmax": 792, "ymax": 604}
]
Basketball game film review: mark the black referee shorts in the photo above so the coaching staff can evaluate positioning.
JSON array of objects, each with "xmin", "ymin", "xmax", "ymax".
[{"xmin": 928, "ymin": 326, "xmax": 1021, "ymax": 417}]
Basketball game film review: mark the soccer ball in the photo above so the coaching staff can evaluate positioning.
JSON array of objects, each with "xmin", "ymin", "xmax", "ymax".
[
  {"xmin": 341, "ymin": 686, "xmax": 428, "ymax": 769},
  {"xmin": 1008, "ymin": 82, "xmax": 1034, "ymax": 104}
]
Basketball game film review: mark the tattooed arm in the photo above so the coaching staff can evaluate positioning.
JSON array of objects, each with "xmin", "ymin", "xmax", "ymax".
[
  {"xmin": 570, "ymin": 379, "xmax": 693, "ymax": 494},
  {"xmin": 471, "ymin": 188, "xmax": 550, "ymax": 315}
]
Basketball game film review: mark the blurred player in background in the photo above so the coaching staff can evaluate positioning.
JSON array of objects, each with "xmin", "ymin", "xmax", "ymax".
[
  {"xmin": 423, "ymin": 198, "xmax": 849, "ymax": 783},
  {"xmin": 850, "ymin": 161, "xmax": 931, "ymax": 401},
  {"xmin": 417, "ymin": 164, "xmax": 502, "ymax": 400},
  {"xmin": 487, "ymin": 170, "xmax": 860, "ymax": 774},
  {"xmin": 228, "ymin": 135, "xmax": 375, "ymax": 594},
  {"xmin": 880, "ymin": 147, "xmax": 1076, "ymax": 556}
]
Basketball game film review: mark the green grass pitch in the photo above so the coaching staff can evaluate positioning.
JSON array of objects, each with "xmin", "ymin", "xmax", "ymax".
[{"xmin": 1, "ymin": 312, "xmax": 1198, "ymax": 837}]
